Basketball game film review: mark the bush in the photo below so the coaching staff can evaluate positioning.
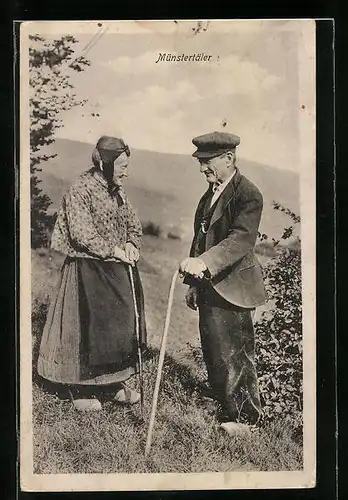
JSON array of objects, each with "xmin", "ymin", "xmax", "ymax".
[
  {"xmin": 167, "ymin": 231, "xmax": 181, "ymax": 241},
  {"xmin": 255, "ymin": 241, "xmax": 302, "ymax": 430},
  {"xmin": 32, "ymin": 297, "xmax": 50, "ymax": 373},
  {"xmin": 255, "ymin": 241, "xmax": 278, "ymax": 258},
  {"xmin": 142, "ymin": 221, "xmax": 162, "ymax": 237}
]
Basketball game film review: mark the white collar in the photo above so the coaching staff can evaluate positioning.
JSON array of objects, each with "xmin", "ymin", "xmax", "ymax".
[{"xmin": 212, "ymin": 170, "xmax": 236, "ymax": 193}]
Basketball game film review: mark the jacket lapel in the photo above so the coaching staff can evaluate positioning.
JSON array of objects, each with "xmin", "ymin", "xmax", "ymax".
[{"xmin": 208, "ymin": 169, "xmax": 242, "ymax": 229}]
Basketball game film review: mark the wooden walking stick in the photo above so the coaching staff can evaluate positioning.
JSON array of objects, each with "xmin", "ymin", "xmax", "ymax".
[
  {"xmin": 145, "ymin": 269, "xmax": 179, "ymax": 457},
  {"xmin": 128, "ymin": 264, "xmax": 144, "ymax": 419}
]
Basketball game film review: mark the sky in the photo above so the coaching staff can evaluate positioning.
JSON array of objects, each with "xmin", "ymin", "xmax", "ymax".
[{"xmin": 29, "ymin": 20, "xmax": 315, "ymax": 173}]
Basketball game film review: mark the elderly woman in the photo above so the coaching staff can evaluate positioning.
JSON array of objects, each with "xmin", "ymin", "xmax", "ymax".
[{"xmin": 37, "ymin": 136, "xmax": 147, "ymax": 410}]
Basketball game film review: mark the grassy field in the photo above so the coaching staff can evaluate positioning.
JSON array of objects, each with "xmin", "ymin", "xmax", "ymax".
[{"xmin": 31, "ymin": 235, "xmax": 303, "ymax": 474}]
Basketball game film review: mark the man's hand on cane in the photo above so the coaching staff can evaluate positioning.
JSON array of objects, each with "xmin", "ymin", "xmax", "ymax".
[
  {"xmin": 179, "ymin": 258, "xmax": 208, "ymax": 311},
  {"xmin": 179, "ymin": 257, "xmax": 207, "ymax": 279}
]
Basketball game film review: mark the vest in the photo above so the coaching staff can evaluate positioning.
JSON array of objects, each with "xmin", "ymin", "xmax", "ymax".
[{"xmin": 194, "ymin": 191, "xmax": 219, "ymax": 256}]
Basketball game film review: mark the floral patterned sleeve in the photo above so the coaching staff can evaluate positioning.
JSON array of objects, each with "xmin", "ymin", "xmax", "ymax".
[
  {"xmin": 65, "ymin": 185, "xmax": 114, "ymax": 259},
  {"xmin": 126, "ymin": 200, "xmax": 143, "ymax": 250}
]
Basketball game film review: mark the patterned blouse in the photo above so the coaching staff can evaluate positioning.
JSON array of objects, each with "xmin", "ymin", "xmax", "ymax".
[{"xmin": 51, "ymin": 168, "xmax": 142, "ymax": 259}]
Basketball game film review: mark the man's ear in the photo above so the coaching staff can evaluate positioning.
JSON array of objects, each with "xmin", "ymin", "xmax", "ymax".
[{"xmin": 225, "ymin": 152, "xmax": 234, "ymax": 166}]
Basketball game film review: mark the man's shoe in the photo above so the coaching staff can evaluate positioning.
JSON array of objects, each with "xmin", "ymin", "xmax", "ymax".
[
  {"xmin": 220, "ymin": 421, "xmax": 253, "ymax": 436},
  {"xmin": 200, "ymin": 386, "xmax": 216, "ymax": 401}
]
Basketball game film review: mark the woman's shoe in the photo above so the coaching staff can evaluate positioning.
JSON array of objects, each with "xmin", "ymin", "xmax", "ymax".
[
  {"xmin": 114, "ymin": 384, "xmax": 140, "ymax": 405},
  {"xmin": 68, "ymin": 387, "xmax": 102, "ymax": 411},
  {"xmin": 72, "ymin": 398, "xmax": 102, "ymax": 411}
]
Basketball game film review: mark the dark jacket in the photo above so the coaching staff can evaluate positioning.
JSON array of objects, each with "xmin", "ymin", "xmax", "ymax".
[{"xmin": 189, "ymin": 168, "xmax": 267, "ymax": 308}]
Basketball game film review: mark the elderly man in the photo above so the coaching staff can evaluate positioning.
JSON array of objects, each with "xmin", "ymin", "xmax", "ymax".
[
  {"xmin": 179, "ymin": 131, "xmax": 267, "ymax": 434},
  {"xmin": 37, "ymin": 136, "xmax": 147, "ymax": 410}
]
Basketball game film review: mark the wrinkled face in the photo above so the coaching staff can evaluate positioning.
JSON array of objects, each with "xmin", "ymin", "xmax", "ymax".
[
  {"xmin": 198, "ymin": 152, "xmax": 235, "ymax": 184},
  {"xmin": 112, "ymin": 152, "xmax": 129, "ymax": 185},
  {"xmin": 100, "ymin": 151, "xmax": 129, "ymax": 186}
]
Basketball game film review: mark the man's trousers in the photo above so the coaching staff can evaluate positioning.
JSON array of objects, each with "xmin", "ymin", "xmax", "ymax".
[{"xmin": 198, "ymin": 284, "xmax": 261, "ymax": 425}]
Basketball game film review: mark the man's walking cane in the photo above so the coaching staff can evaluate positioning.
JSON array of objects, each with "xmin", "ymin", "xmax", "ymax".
[
  {"xmin": 145, "ymin": 269, "xmax": 179, "ymax": 457},
  {"xmin": 128, "ymin": 264, "xmax": 144, "ymax": 419}
]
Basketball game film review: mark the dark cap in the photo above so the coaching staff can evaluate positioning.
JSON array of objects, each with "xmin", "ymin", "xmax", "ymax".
[
  {"xmin": 96, "ymin": 135, "xmax": 130, "ymax": 163},
  {"xmin": 192, "ymin": 131, "xmax": 240, "ymax": 159}
]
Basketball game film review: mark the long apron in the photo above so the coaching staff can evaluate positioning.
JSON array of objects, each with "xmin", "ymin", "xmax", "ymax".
[{"xmin": 37, "ymin": 257, "xmax": 147, "ymax": 385}]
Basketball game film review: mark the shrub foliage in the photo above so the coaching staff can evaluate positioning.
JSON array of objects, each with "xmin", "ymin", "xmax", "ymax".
[
  {"xmin": 255, "ymin": 202, "xmax": 302, "ymax": 429},
  {"xmin": 142, "ymin": 221, "xmax": 162, "ymax": 237}
]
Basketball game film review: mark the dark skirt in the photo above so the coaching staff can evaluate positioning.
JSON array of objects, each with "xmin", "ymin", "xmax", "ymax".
[{"xmin": 37, "ymin": 257, "xmax": 147, "ymax": 385}]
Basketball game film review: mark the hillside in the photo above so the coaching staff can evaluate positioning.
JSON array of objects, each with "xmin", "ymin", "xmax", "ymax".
[{"xmin": 36, "ymin": 139, "xmax": 300, "ymax": 242}]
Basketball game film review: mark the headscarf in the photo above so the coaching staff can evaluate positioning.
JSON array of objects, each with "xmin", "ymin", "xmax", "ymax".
[
  {"xmin": 96, "ymin": 136, "xmax": 130, "ymax": 164},
  {"xmin": 92, "ymin": 136, "xmax": 130, "ymax": 193}
]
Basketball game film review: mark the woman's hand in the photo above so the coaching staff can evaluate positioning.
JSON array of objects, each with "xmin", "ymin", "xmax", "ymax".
[
  {"xmin": 125, "ymin": 242, "xmax": 140, "ymax": 264},
  {"xmin": 113, "ymin": 246, "xmax": 133, "ymax": 265}
]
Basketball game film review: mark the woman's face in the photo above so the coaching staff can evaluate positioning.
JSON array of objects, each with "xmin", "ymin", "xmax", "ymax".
[
  {"xmin": 104, "ymin": 152, "xmax": 129, "ymax": 186},
  {"xmin": 114, "ymin": 152, "xmax": 129, "ymax": 185}
]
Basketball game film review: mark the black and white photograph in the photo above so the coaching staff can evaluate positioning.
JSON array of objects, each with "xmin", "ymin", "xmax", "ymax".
[{"xmin": 19, "ymin": 20, "xmax": 316, "ymax": 491}]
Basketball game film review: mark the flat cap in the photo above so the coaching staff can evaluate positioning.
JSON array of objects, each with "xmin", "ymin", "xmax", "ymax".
[{"xmin": 192, "ymin": 131, "xmax": 240, "ymax": 159}]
